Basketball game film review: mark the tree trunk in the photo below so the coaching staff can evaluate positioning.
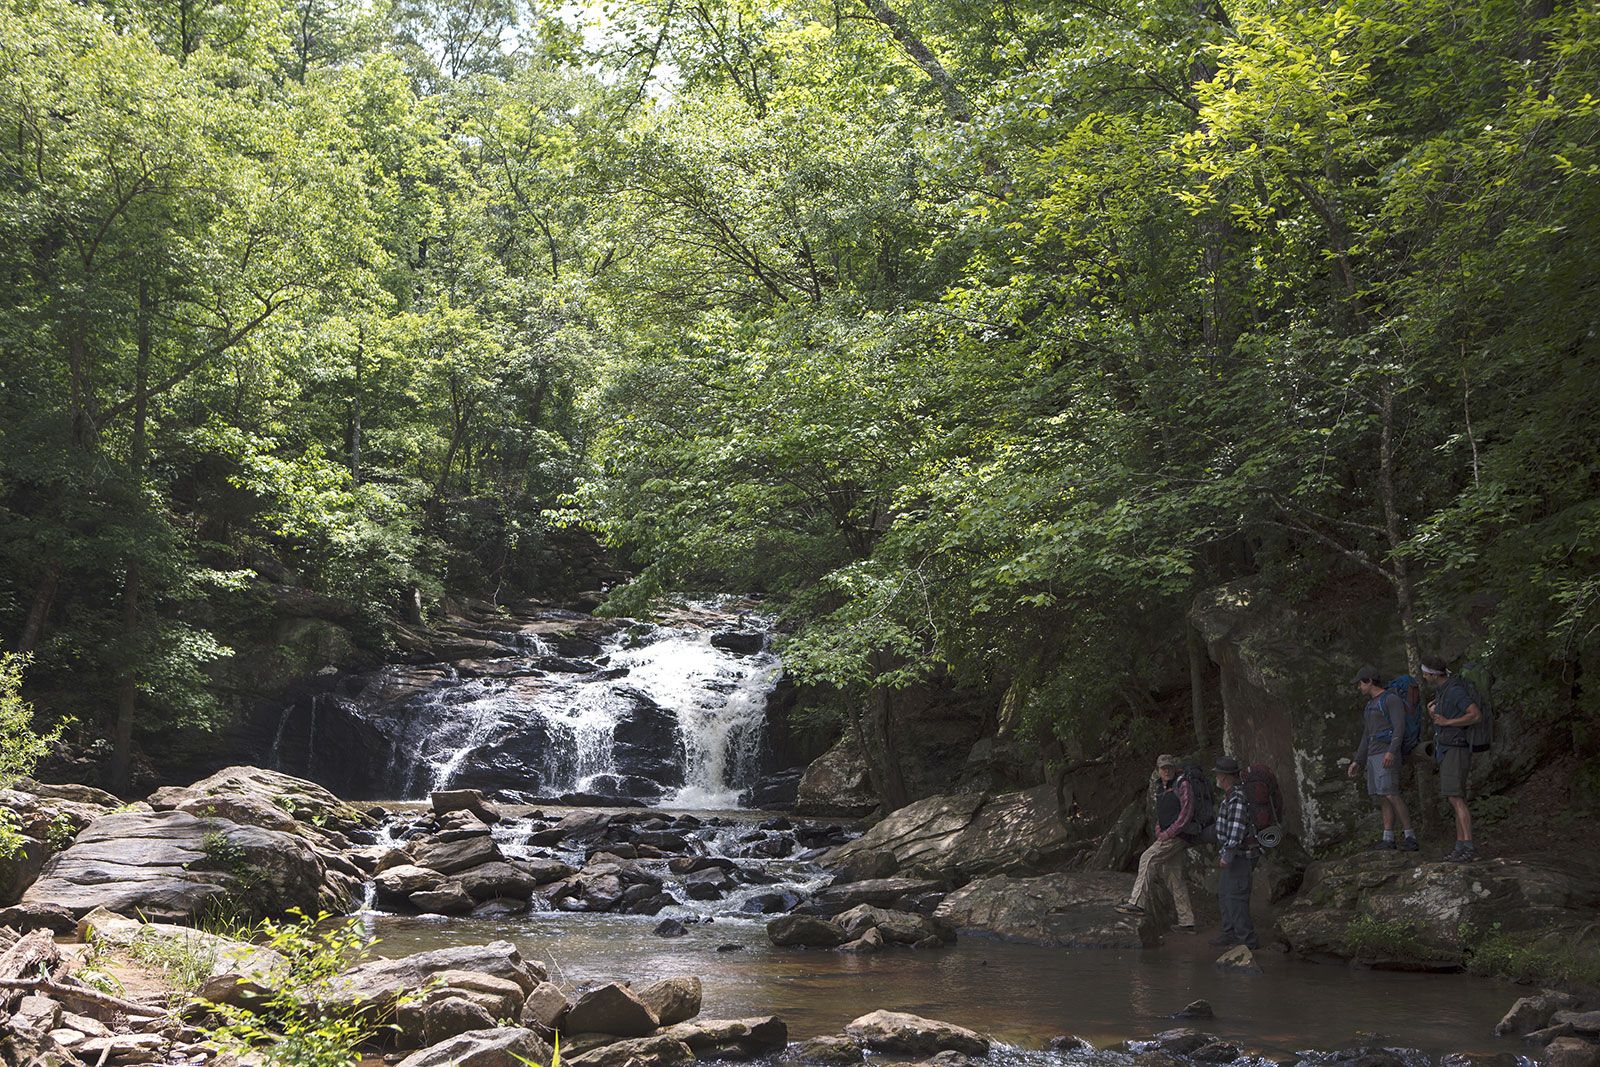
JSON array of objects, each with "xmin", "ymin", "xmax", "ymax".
[
  {"xmin": 1377, "ymin": 378, "xmax": 1434, "ymax": 829},
  {"xmin": 1187, "ymin": 620, "xmax": 1209, "ymax": 752},
  {"xmin": 16, "ymin": 565, "xmax": 59, "ymax": 653},
  {"xmin": 110, "ymin": 278, "xmax": 152, "ymax": 796}
]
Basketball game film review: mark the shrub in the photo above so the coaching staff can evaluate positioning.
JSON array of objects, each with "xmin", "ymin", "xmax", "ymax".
[
  {"xmin": 1341, "ymin": 915, "xmax": 1453, "ymax": 964},
  {"xmin": 1462, "ymin": 923, "xmax": 1600, "ymax": 987}
]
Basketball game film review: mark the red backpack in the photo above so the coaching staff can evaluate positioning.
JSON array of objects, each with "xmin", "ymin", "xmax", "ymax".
[{"xmin": 1240, "ymin": 763, "xmax": 1283, "ymax": 840}]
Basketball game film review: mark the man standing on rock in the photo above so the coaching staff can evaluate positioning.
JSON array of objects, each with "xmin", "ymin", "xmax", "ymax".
[
  {"xmin": 1422, "ymin": 659, "xmax": 1484, "ymax": 863},
  {"xmin": 1348, "ymin": 666, "xmax": 1419, "ymax": 852},
  {"xmin": 1116, "ymin": 754, "xmax": 1197, "ymax": 932},
  {"xmin": 1211, "ymin": 756, "xmax": 1260, "ymax": 950}
]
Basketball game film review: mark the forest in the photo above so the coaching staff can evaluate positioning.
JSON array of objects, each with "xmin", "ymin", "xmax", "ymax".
[{"xmin": 1, "ymin": 0, "xmax": 1597, "ymax": 796}]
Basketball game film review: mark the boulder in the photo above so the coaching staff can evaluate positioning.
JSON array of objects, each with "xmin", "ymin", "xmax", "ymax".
[
  {"xmin": 174, "ymin": 793, "xmax": 301, "ymax": 835},
  {"xmin": 934, "ymin": 871, "xmax": 1166, "ymax": 948},
  {"xmin": 456, "ymin": 863, "xmax": 539, "ymax": 901},
  {"xmin": 797, "ymin": 1036, "xmax": 865, "ymax": 1063},
  {"xmin": 1499, "ymin": 992, "xmax": 1582, "ymax": 1037},
  {"xmin": 21, "ymin": 810, "xmax": 325, "ymax": 922},
  {"xmin": 835, "ymin": 904, "xmax": 952, "ymax": 945},
  {"xmin": 1149, "ymin": 1029, "xmax": 1213, "ymax": 1055},
  {"xmin": 520, "ymin": 981, "xmax": 571, "ymax": 1030},
  {"xmin": 1548, "ymin": 1038, "xmax": 1600, "ymax": 1067},
  {"xmin": 1172, "ymin": 999, "xmax": 1215, "ymax": 1020},
  {"xmin": 839, "ymin": 927, "xmax": 885, "ymax": 954},
  {"xmin": 0, "ymin": 901, "xmax": 76, "ymax": 934},
  {"xmin": 767, "ymin": 915, "xmax": 848, "ymax": 948},
  {"xmin": 825, "ymin": 786, "xmax": 1075, "ymax": 880},
  {"xmin": 563, "ymin": 982, "xmax": 659, "ymax": 1037},
  {"xmin": 564, "ymin": 1034, "xmax": 694, "ymax": 1067},
  {"xmin": 661, "ymin": 1016, "xmax": 787, "ymax": 1059},
  {"xmin": 148, "ymin": 766, "xmax": 370, "ymax": 834},
  {"xmin": 1277, "ymin": 852, "xmax": 1600, "ymax": 964},
  {"xmin": 396, "ymin": 1027, "xmax": 552, "ymax": 1067},
  {"xmin": 795, "ymin": 735, "xmax": 877, "ymax": 817},
  {"xmin": 410, "ymin": 882, "xmax": 476, "ymax": 915},
  {"xmin": 844, "ymin": 1011, "xmax": 991, "ymax": 1057},
  {"xmin": 522, "ymin": 857, "xmax": 578, "ymax": 885},
  {"xmin": 420, "ymin": 997, "xmax": 497, "ymax": 1045},
  {"xmin": 412, "ymin": 836, "xmax": 505, "ymax": 876},
  {"xmin": 432, "ymin": 789, "xmax": 502, "ymax": 824},
  {"xmin": 375, "ymin": 865, "xmax": 449, "ymax": 902},
  {"xmin": 1558, "ymin": 1012, "xmax": 1600, "ymax": 1036},
  {"xmin": 653, "ymin": 919, "xmax": 689, "ymax": 938},
  {"xmin": 811, "ymin": 878, "xmax": 945, "ymax": 913},
  {"xmin": 1215, "ymin": 945, "xmax": 1261, "ymax": 972},
  {"xmin": 831, "ymin": 850, "xmax": 898, "ymax": 884},
  {"xmin": 327, "ymin": 941, "xmax": 543, "ymax": 1013},
  {"xmin": 637, "ymin": 976, "xmax": 702, "ymax": 1026}
]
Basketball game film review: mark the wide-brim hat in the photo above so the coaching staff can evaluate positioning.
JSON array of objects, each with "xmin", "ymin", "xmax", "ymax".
[{"xmin": 1213, "ymin": 756, "xmax": 1241, "ymax": 776}]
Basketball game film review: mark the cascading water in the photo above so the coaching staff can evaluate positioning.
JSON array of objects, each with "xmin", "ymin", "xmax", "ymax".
[{"xmin": 273, "ymin": 598, "xmax": 791, "ymax": 807}]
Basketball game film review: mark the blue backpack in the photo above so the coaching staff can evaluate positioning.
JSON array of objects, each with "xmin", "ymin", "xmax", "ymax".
[{"xmin": 1372, "ymin": 675, "xmax": 1424, "ymax": 757}]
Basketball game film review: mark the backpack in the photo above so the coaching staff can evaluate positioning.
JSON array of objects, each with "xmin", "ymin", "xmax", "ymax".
[
  {"xmin": 1240, "ymin": 763, "xmax": 1283, "ymax": 846},
  {"xmin": 1372, "ymin": 675, "xmax": 1424, "ymax": 758},
  {"xmin": 1177, "ymin": 762, "xmax": 1216, "ymax": 842},
  {"xmin": 1457, "ymin": 664, "xmax": 1495, "ymax": 753}
]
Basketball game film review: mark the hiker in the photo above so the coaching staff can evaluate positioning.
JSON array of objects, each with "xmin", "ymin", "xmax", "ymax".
[
  {"xmin": 1116, "ymin": 754, "xmax": 1200, "ymax": 932},
  {"xmin": 1211, "ymin": 756, "xmax": 1260, "ymax": 950},
  {"xmin": 1348, "ymin": 666, "xmax": 1418, "ymax": 851},
  {"xmin": 1422, "ymin": 658, "xmax": 1484, "ymax": 862}
]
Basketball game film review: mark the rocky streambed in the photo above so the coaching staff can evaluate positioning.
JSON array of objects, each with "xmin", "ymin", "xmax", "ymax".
[{"xmin": 0, "ymin": 767, "xmax": 1595, "ymax": 1066}]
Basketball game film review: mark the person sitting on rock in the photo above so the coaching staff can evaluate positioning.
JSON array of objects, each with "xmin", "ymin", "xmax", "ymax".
[
  {"xmin": 1348, "ymin": 666, "xmax": 1418, "ymax": 852},
  {"xmin": 1211, "ymin": 756, "xmax": 1260, "ymax": 950},
  {"xmin": 1116, "ymin": 754, "xmax": 1198, "ymax": 932},
  {"xmin": 1422, "ymin": 658, "xmax": 1484, "ymax": 863}
]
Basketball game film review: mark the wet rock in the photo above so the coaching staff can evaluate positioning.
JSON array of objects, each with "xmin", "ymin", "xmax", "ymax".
[
  {"xmin": 741, "ymin": 890, "xmax": 801, "ymax": 914},
  {"xmin": 421, "ymin": 996, "xmax": 498, "ymax": 1045},
  {"xmin": 1215, "ymin": 945, "xmax": 1261, "ymax": 972},
  {"xmin": 711, "ymin": 630, "xmax": 765, "ymax": 654},
  {"xmin": 662, "ymin": 1016, "xmax": 787, "ymax": 1060},
  {"xmin": 835, "ymin": 904, "xmax": 953, "ymax": 945},
  {"xmin": 410, "ymin": 881, "xmax": 476, "ymax": 915},
  {"xmin": 431, "ymin": 789, "xmax": 502, "ymax": 824},
  {"xmin": 1528, "ymin": 1024, "xmax": 1579, "ymax": 1047},
  {"xmin": 396, "ymin": 1026, "xmax": 552, "ymax": 1067},
  {"xmin": 767, "ymin": 914, "xmax": 848, "ymax": 948},
  {"xmin": 1278, "ymin": 851, "xmax": 1600, "ymax": 964},
  {"xmin": 328, "ymin": 941, "xmax": 543, "ymax": 1013},
  {"xmin": 839, "ymin": 927, "xmax": 886, "ymax": 954},
  {"xmin": 831, "ymin": 849, "xmax": 898, "ymax": 884},
  {"xmin": 564, "ymin": 982, "xmax": 660, "ymax": 1037},
  {"xmin": 1046, "ymin": 1035, "xmax": 1095, "ymax": 1052},
  {"xmin": 22, "ymin": 810, "xmax": 325, "ymax": 922},
  {"xmin": 412, "ymin": 836, "xmax": 504, "ymax": 875},
  {"xmin": 934, "ymin": 871, "xmax": 1165, "ymax": 948},
  {"xmin": 717, "ymin": 942, "xmax": 743, "ymax": 952},
  {"xmin": 1556, "ymin": 1011, "xmax": 1600, "ymax": 1036},
  {"xmin": 844, "ymin": 1010, "xmax": 991, "ymax": 1057},
  {"xmin": 637, "ymin": 976, "xmax": 702, "ymax": 1026},
  {"xmin": 826, "ymin": 786, "xmax": 1074, "ymax": 880},
  {"xmin": 471, "ymin": 897, "xmax": 530, "ymax": 919},
  {"xmin": 1172, "ymin": 999, "xmax": 1215, "ymax": 1020},
  {"xmin": 1497, "ymin": 991, "xmax": 1579, "ymax": 1036},
  {"xmin": 564, "ymin": 1034, "xmax": 694, "ymax": 1067},
  {"xmin": 1441, "ymin": 1054, "xmax": 1521, "ymax": 1067},
  {"xmin": 456, "ymin": 862, "xmax": 540, "ymax": 901},
  {"xmin": 519, "ymin": 981, "xmax": 571, "ymax": 1031},
  {"xmin": 812, "ymin": 877, "xmax": 946, "ymax": 913},
  {"xmin": 796, "ymin": 1035, "xmax": 865, "ymax": 1063},
  {"xmin": 795, "ymin": 735, "xmax": 878, "ymax": 817},
  {"xmin": 375, "ymin": 864, "xmax": 449, "ymax": 902},
  {"xmin": 669, "ymin": 856, "xmax": 736, "ymax": 875},
  {"xmin": 1192, "ymin": 1039, "xmax": 1242, "ymax": 1062},
  {"xmin": 1151, "ymin": 1029, "xmax": 1214, "ymax": 1055},
  {"xmin": 521, "ymin": 857, "xmax": 577, "ymax": 885},
  {"xmin": 1546, "ymin": 1038, "xmax": 1600, "ymax": 1067}
]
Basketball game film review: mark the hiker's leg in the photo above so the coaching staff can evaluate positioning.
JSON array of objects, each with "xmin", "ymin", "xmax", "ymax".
[
  {"xmin": 1380, "ymin": 796, "xmax": 1396, "ymax": 832},
  {"xmin": 1129, "ymin": 841, "xmax": 1161, "ymax": 905},
  {"xmin": 1389, "ymin": 792, "xmax": 1413, "ymax": 833},
  {"xmin": 1450, "ymin": 796, "xmax": 1472, "ymax": 843},
  {"xmin": 1159, "ymin": 846, "xmax": 1195, "ymax": 927}
]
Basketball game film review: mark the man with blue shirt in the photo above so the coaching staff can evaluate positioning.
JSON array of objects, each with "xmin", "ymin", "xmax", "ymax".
[{"xmin": 1347, "ymin": 666, "xmax": 1418, "ymax": 851}]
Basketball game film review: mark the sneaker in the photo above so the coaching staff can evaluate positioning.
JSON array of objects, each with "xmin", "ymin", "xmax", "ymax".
[
  {"xmin": 1398, "ymin": 837, "xmax": 1420, "ymax": 852},
  {"xmin": 1369, "ymin": 839, "xmax": 1397, "ymax": 851},
  {"xmin": 1446, "ymin": 846, "xmax": 1479, "ymax": 864},
  {"xmin": 1114, "ymin": 902, "xmax": 1144, "ymax": 915}
]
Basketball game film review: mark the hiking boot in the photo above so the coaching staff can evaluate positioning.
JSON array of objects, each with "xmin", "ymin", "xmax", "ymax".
[
  {"xmin": 1369, "ymin": 839, "xmax": 1397, "ymax": 851},
  {"xmin": 1446, "ymin": 845, "xmax": 1479, "ymax": 864},
  {"xmin": 1398, "ymin": 836, "xmax": 1420, "ymax": 852},
  {"xmin": 1114, "ymin": 902, "xmax": 1144, "ymax": 915}
]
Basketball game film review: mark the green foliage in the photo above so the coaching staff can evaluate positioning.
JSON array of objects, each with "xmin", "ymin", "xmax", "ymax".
[
  {"xmin": 200, "ymin": 911, "xmax": 386, "ymax": 1067},
  {"xmin": 1462, "ymin": 923, "xmax": 1600, "ymax": 988},
  {"xmin": 0, "ymin": 654, "xmax": 61, "ymax": 793},
  {"xmin": 1341, "ymin": 916, "xmax": 1449, "ymax": 965},
  {"xmin": 127, "ymin": 928, "xmax": 227, "ymax": 994}
]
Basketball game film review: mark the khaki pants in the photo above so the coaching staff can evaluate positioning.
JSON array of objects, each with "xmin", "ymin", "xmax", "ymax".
[{"xmin": 1129, "ymin": 835, "xmax": 1194, "ymax": 926}]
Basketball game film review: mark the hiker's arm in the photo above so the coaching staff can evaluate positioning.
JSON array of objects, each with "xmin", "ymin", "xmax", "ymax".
[{"xmin": 1440, "ymin": 703, "xmax": 1482, "ymax": 727}]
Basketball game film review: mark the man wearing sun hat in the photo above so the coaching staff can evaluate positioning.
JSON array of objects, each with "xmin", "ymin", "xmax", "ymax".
[{"xmin": 1115, "ymin": 753, "xmax": 1198, "ymax": 932}]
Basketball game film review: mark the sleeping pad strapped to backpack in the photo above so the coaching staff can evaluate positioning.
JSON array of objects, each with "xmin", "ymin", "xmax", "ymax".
[{"xmin": 1240, "ymin": 763, "xmax": 1283, "ymax": 847}]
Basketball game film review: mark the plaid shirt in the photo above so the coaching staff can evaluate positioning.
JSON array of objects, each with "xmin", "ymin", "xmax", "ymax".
[{"xmin": 1216, "ymin": 784, "xmax": 1261, "ymax": 863}]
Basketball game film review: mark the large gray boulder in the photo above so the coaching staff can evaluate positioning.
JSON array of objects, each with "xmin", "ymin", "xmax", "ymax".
[
  {"xmin": 563, "ymin": 982, "xmax": 659, "ymax": 1037},
  {"xmin": 326, "ymin": 942, "xmax": 544, "ymax": 1014},
  {"xmin": 395, "ymin": 1027, "xmax": 551, "ymax": 1067},
  {"xmin": 835, "ymin": 904, "xmax": 953, "ymax": 945},
  {"xmin": 767, "ymin": 914, "xmax": 847, "ymax": 948},
  {"xmin": 660, "ymin": 1017, "xmax": 787, "ymax": 1059},
  {"xmin": 811, "ymin": 878, "xmax": 945, "ymax": 913},
  {"xmin": 20, "ymin": 809, "xmax": 326, "ymax": 922},
  {"xmin": 825, "ymin": 786, "xmax": 1074, "ymax": 881},
  {"xmin": 1277, "ymin": 852, "xmax": 1600, "ymax": 964},
  {"xmin": 147, "ymin": 766, "xmax": 372, "ymax": 834},
  {"xmin": 412, "ymin": 836, "xmax": 504, "ymax": 875},
  {"xmin": 934, "ymin": 871, "xmax": 1166, "ymax": 948},
  {"xmin": 795, "ymin": 735, "xmax": 877, "ymax": 817},
  {"xmin": 844, "ymin": 1010, "xmax": 990, "ymax": 1056},
  {"xmin": 637, "ymin": 976, "xmax": 702, "ymax": 1027}
]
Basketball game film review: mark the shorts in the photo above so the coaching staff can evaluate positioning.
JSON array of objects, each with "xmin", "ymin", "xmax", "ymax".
[
  {"xmin": 1366, "ymin": 759, "xmax": 1400, "ymax": 797},
  {"xmin": 1437, "ymin": 744, "xmax": 1472, "ymax": 798}
]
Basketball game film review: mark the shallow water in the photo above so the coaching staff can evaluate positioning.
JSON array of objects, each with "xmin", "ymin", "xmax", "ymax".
[{"xmin": 362, "ymin": 910, "xmax": 1523, "ymax": 1059}]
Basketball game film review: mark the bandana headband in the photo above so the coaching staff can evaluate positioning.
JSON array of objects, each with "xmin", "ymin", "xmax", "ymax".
[{"xmin": 1420, "ymin": 662, "xmax": 1447, "ymax": 676}]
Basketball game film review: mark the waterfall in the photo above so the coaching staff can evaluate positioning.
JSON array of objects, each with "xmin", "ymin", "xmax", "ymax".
[{"xmin": 304, "ymin": 598, "xmax": 788, "ymax": 807}]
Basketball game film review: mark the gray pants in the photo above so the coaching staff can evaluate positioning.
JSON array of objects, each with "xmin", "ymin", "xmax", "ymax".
[{"xmin": 1219, "ymin": 853, "xmax": 1258, "ymax": 948}]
